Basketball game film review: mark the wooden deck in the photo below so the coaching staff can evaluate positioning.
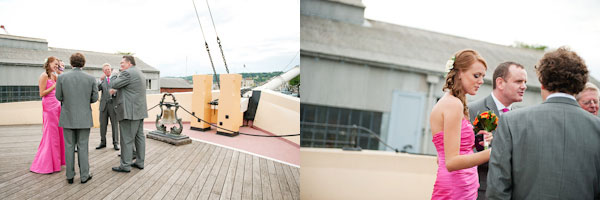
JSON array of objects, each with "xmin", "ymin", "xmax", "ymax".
[{"xmin": 0, "ymin": 125, "xmax": 300, "ymax": 200}]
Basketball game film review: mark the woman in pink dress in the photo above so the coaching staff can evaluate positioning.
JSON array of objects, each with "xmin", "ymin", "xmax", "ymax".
[
  {"xmin": 30, "ymin": 56, "xmax": 65, "ymax": 174},
  {"xmin": 429, "ymin": 49, "xmax": 493, "ymax": 199}
]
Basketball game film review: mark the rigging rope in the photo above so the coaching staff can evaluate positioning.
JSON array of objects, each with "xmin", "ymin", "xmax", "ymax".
[
  {"xmin": 205, "ymin": 0, "xmax": 230, "ymax": 74},
  {"xmin": 192, "ymin": 0, "xmax": 220, "ymax": 88}
]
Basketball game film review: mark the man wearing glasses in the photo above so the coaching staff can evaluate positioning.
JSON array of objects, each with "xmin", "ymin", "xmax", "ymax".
[{"xmin": 576, "ymin": 82, "xmax": 599, "ymax": 116}]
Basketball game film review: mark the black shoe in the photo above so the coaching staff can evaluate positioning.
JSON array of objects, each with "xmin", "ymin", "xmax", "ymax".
[
  {"xmin": 96, "ymin": 144, "xmax": 106, "ymax": 149},
  {"xmin": 112, "ymin": 166, "xmax": 130, "ymax": 173},
  {"xmin": 132, "ymin": 163, "xmax": 144, "ymax": 170},
  {"xmin": 81, "ymin": 175, "xmax": 92, "ymax": 184},
  {"xmin": 67, "ymin": 178, "xmax": 73, "ymax": 184},
  {"xmin": 114, "ymin": 145, "xmax": 120, "ymax": 150}
]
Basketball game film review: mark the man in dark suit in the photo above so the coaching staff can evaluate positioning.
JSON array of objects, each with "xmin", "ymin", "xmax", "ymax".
[
  {"xmin": 56, "ymin": 52, "xmax": 98, "ymax": 184},
  {"xmin": 97, "ymin": 63, "xmax": 119, "ymax": 150},
  {"xmin": 468, "ymin": 61, "xmax": 528, "ymax": 199},
  {"xmin": 110, "ymin": 55, "xmax": 148, "ymax": 172},
  {"xmin": 487, "ymin": 47, "xmax": 600, "ymax": 199}
]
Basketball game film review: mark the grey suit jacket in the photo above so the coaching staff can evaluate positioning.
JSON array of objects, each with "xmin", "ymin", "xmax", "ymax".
[
  {"xmin": 468, "ymin": 94, "xmax": 502, "ymax": 192},
  {"xmin": 56, "ymin": 68, "xmax": 99, "ymax": 129},
  {"xmin": 98, "ymin": 74, "xmax": 117, "ymax": 112},
  {"xmin": 110, "ymin": 66, "xmax": 148, "ymax": 121},
  {"xmin": 487, "ymin": 97, "xmax": 600, "ymax": 199}
]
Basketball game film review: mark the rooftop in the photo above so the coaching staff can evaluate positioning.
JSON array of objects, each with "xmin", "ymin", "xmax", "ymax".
[
  {"xmin": 0, "ymin": 124, "xmax": 299, "ymax": 199},
  {"xmin": 160, "ymin": 77, "xmax": 193, "ymax": 89},
  {"xmin": 0, "ymin": 34, "xmax": 159, "ymax": 73},
  {"xmin": 301, "ymin": 15, "xmax": 600, "ymax": 88}
]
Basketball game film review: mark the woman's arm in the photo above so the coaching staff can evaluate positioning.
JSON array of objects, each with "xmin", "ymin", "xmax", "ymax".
[
  {"xmin": 443, "ymin": 99, "xmax": 491, "ymax": 172},
  {"xmin": 38, "ymin": 74, "xmax": 55, "ymax": 97}
]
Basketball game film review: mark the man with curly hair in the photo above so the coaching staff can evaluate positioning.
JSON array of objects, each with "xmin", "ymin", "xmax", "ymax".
[{"xmin": 486, "ymin": 47, "xmax": 600, "ymax": 199}]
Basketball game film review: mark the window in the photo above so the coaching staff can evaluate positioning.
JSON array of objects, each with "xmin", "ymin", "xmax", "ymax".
[
  {"xmin": 0, "ymin": 86, "xmax": 41, "ymax": 103},
  {"xmin": 300, "ymin": 103, "xmax": 383, "ymax": 150},
  {"xmin": 146, "ymin": 79, "xmax": 152, "ymax": 90}
]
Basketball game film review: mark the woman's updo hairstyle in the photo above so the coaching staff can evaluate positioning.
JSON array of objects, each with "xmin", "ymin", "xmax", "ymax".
[{"xmin": 443, "ymin": 49, "xmax": 487, "ymax": 117}]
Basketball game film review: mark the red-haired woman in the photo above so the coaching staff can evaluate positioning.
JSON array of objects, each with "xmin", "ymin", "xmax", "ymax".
[
  {"xmin": 430, "ymin": 50, "xmax": 493, "ymax": 199},
  {"xmin": 30, "ymin": 56, "xmax": 65, "ymax": 174}
]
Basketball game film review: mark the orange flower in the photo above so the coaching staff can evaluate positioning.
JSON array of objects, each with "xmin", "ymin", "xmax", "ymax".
[
  {"xmin": 474, "ymin": 117, "xmax": 479, "ymax": 125},
  {"xmin": 494, "ymin": 117, "xmax": 498, "ymax": 125},
  {"xmin": 480, "ymin": 112, "xmax": 489, "ymax": 119}
]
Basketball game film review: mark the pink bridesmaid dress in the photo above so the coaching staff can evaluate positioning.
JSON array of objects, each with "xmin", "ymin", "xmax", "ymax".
[
  {"xmin": 30, "ymin": 78, "xmax": 65, "ymax": 174},
  {"xmin": 431, "ymin": 119, "xmax": 479, "ymax": 200}
]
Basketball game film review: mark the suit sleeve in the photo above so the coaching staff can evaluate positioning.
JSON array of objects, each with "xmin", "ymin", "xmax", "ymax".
[
  {"xmin": 97, "ymin": 79, "xmax": 103, "ymax": 91},
  {"xmin": 110, "ymin": 71, "xmax": 130, "ymax": 89},
  {"xmin": 55, "ymin": 75, "xmax": 63, "ymax": 101},
  {"xmin": 91, "ymin": 79, "xmax": 99, "ymax": 103},
  {"xmin": 486, "ymin": 114, "xmax": 513, "ymax": 200}
]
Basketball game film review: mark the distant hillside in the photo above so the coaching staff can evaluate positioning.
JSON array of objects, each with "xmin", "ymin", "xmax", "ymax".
[{"xmin": 177, "ymin": 72, "xmax": 284, "ymax": 85}]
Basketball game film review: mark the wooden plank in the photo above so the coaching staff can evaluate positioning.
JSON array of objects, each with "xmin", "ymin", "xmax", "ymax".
[
  {"xmin": 266, "ymin": 160, "xmax": 283, "ymax": 200},
  {"xmin": 259, "ymin": 158, "xmax": 273, "ymax": 200},
  {"xmin": 50, "ymin": 135, "xmax": 169, "ymax": 199},
  {"xmin": 129, "ymin": 142, "xmax": 198, "ymax": 199},
  {"xmin": 78, "ymin": 140, "xmax": 175, "ymax": 200},
  {"xmin": 242, "ymin": 154, "xmax": 253, "ymax": 200},
  {"xmin": 252, "ymin": 156, "xmax": 262, "ymax": 200},
  {"xmin": 184, "ymin": 146, "xmax": 223, "ymax": 200},
  {"xmin": 198, "ymin": 148, "xmax": 230, "ymax": 199},
  {"xmin": 290, "ymin": 166, "xmax": 300, "ymax": 189},
  {"xmin": 161, "ymin": 141, "xmax": 211, "ymax": 200},
  {"xmin": 173, "ymin": 144, "xmax": 217, "ymax": 200},
  {"xmin": 218, "ymin": 150, "xmax": 239, "ymax": 200},
  {"xmin": 103, "ymin": 141, "xmax": 184, "ymax": 200},
  {"xmin": 0, "ymin": 125, "xmax": 301, "ymax": 200},
  {"xmin": 274, "ymin": 162, "xmax": 293, "ymax": 200},
  {"xmin": 282, "ymin": 164, "xmax": 300, "ymax": 200},
  {"xmin": 150, "ymin": 142, "xmax": 206, "ymax": 200},
  {"xmin": 0, "ymin": 142, "xmax": 110, "ymax": 199},
  {"xmin": 208, "ymin": 149, "xmax": 234, "ymax": 200},
  {"xmin": 14, "ymin": 146, "xmax": 118, "ymax": 200},
  {"xmin": 230, "ymin": 152, "xmax": 246, "ymax": 200}
]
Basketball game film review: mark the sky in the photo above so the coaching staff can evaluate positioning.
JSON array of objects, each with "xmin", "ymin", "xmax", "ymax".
[
  {"xmin": 0, "ymin": 0, "xmax": 300, "ymax": 77},
  {"xmin": 362, "ymin": 0, "xmax": 600, "ymax": 80}
]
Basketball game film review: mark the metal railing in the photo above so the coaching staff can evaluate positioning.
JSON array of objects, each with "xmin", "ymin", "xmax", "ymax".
[{"xmin": 301, "ymin": 121, "xmax": 401, "ymax": 152}]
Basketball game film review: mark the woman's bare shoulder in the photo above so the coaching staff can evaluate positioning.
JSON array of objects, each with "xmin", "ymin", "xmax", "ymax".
[
  {"xmin": 39, "ymin": 73, "xmax": 48, "ymax": 81},
  {"xmin": 437, "ymin": 95, "xmax": 463, "ymax": 108}
]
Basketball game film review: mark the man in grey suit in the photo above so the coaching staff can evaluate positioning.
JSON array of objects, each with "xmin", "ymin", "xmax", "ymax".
[
  {"xmin": 468, "ymin": 61, "xmax": 527, "ymax": 200},
  {"xmin": 487, "ymin": 47, "xmax": 600, "ymax": 199},
  {"xmin": 56, "ymin": 52, "xmax": 98, "ymax": 184},
  {"xmin": 97, "ymin": 63, "xmax": 120, "ymax": 150},
  {"xmin": 111, "ymin": 55, "xmax": 148, "ymax": 172}
]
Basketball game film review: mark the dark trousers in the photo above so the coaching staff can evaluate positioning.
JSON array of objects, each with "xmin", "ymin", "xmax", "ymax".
[
  {"xmin": 99, "ymin": 102, "xmax": 119, "ymax": 146},
  {"xmin": 118, "ymin": 119, "xmax": 145, "ymax": 170},
  {"xmin": 63, "ymin": 128, "xmax": 90, "ymax": 180}
]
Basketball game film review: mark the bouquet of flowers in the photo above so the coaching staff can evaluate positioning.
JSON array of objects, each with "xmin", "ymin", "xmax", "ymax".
[{"xmin": 472, "ymin": 110, "xmax": 498, "ymax": 149}]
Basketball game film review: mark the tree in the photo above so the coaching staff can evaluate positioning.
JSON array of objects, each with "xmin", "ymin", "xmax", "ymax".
[
  {"xmin": 289, "ymin": 75, "xmax": 300, "ymax": 86},
  {"xmin": 116, "ymin": 51, "xmax": 135, "ymax": 56},
  {"xmin": 513, "ymin": 41, "xmax": 547, "ymax": 51}
]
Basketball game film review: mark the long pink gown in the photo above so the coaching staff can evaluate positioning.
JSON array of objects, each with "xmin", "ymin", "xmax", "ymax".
[
  {"xmin": 431, "ymin": 119, "xmax": 479, "ymax": 200},
  {"xmin": 30, "ymin": 78, "xmax": 65, "ymax": 174}
]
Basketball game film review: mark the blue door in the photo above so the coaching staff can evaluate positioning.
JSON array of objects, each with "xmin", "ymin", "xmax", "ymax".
[{"xmin": 387, "ymin": 90, "xmax": 425, "ymax": 153}]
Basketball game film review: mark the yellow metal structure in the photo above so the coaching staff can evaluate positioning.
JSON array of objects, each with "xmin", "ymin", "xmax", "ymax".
[
  {"xmin": 216, "ymin": 74, "xmax": 243, "ymax": 136},
  {"xmin": 191, "ymin": 75, "xmax": 213, "ymax": 131}
]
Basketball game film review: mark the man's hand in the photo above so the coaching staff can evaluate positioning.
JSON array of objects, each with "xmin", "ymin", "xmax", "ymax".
[
  {"xmin": 100, "ymin": 74, "xmax": 106, "ymax": 81},
  {"xmin": 477, "ymin": 130, "xmax": 493, "ymax": 146},
  {"xmin": 109, "ymin": 89, "xmax": 116, "ymax": 95}
]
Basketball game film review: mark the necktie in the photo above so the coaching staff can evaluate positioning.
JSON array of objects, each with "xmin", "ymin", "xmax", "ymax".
[
  {"xmin": 107, "ymin": 77, "xmax": 110, "ymax": 84},
  {"xmin": 501, "ymin": 108, "xmax": 509, "ymax": 113}
]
